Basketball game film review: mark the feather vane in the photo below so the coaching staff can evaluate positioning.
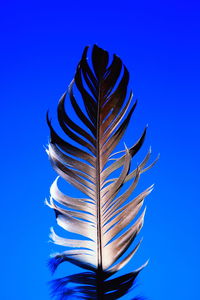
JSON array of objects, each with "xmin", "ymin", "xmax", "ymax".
[{"xmin": 46, "ymin": 45, "xmax": 157, "ymax": 299}]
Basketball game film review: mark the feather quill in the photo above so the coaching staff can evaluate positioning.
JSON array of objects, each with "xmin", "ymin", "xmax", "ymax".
[{"xmin": 46, "ymin": 45, "xmax": 157, "ymax": 299}]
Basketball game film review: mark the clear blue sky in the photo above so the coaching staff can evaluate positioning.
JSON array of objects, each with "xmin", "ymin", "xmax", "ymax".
[{"xmin": 0, "ymin": 1, "xmax": 200, "ymax": 299}]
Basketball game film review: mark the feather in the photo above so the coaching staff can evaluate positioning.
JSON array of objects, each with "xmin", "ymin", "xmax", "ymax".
[{"xmin": 46, "ymin": 45, "xmax": 157, "ymax": 299}]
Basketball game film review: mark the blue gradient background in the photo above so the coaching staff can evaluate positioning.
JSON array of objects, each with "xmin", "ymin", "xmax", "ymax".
[{"xmin": 0, "ymin": 1, "xmax": 200, "ymax": 299}]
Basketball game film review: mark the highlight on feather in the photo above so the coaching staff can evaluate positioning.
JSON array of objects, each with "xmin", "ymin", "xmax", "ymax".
[{"xmin": 46, "ymin": 45, "xmax": 158, "ymax": 299}]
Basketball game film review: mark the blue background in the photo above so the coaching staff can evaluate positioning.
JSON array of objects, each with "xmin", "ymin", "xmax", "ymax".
[{"xmin": 0, "ymin": 1, "xmax": 200, "ymax": 299}]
